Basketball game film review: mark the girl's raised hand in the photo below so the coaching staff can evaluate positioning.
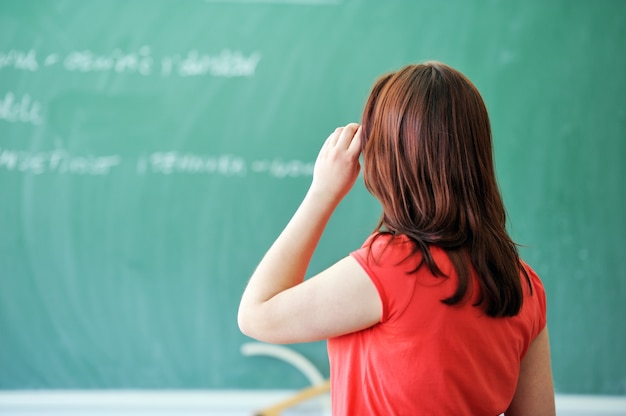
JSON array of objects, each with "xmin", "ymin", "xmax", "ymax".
[{"xmin": 309, "ymin": 123, "xmax": 362, "ymax": 205}]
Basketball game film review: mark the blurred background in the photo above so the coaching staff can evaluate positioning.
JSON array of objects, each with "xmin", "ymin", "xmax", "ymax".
[{"xmin": 1, "ymin": 0, "xmax": 624, "ymax": 413}]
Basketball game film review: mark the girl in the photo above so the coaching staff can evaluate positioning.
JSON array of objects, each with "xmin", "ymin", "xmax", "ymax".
[{"xmin": 238, "ymin": 61, "xmax": 555, "ymax": 415}]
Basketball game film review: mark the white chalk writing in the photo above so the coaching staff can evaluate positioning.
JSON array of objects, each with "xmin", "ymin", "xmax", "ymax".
[
  {"xmin": 63, "ymin": 46, "xmax": 154, "ymax": 75},
  {"xmin": 0, "ymin": 147, "xmax": 121, "ymax": 175},
  {"xmin": 163, "ymin": 50, "xmax": 261, "ymax": 77},
  {"xmin": 140, "ymin": 152, "xmax": 247, "ymax": 176},
  {"xmin": 0, "ymin": 47, "xmax": 262, "ymax": 78},
  {"xmin": 251, "ymin": 159, "xmax": 314, "ymax": 177},
  {"xmin": 0, "ymin": 92, "xmax": 43, "ymax": 125},
  {"xmin": 0, "ymin": 147, "xmax": 313, "ymax": 178},
  {"xmin": 0, "ymin": 49, "xmax": 38, "ymax": 71}
]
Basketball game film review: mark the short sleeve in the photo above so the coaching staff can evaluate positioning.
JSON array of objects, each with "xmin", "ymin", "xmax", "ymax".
[
  {"xmin": 523, "ymin": 261, "xmax": 548, "ymax": 339},
  {"xmin": 350, "ymin": 234, "xmax": 420, "ymax": 323}
]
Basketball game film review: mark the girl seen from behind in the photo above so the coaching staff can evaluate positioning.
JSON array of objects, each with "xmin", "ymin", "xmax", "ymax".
[{"xmin": 238, "ymin": 61, "xmax": 556, "ymax": 415}]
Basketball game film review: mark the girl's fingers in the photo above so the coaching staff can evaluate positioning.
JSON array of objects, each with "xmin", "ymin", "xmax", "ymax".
[
  {"xmin": 326, "ymin": 127, "xmax": 343, "ymax": 148},
  {"xmin": 348, "ymin": 125, "xmax": 363, "ymax": 155},
  {"xmin": 336, "ymin": 123, "xmax": 360, "ymax": 149},
  {"xmin": 321, "ymin": 123, "xmax": 360, "ymax": 158}
]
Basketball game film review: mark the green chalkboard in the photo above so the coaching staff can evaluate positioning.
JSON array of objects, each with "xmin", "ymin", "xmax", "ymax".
[{"xmin": 1, "ymin": 0, "xmax": 624, "ymax": 394}]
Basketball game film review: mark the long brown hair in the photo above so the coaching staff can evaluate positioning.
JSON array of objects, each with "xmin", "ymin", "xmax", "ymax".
[{"xmin": 361, "ymin": 61, "xmax": 530, "ymax": 317}]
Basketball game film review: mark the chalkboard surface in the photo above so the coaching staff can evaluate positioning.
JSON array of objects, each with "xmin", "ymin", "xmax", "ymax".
[{"xmin": 1, "ymin": 0, "xmax": 624, "ymax": 394}]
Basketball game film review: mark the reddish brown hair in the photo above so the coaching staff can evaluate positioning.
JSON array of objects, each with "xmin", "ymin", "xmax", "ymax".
[{"xmin": 361, "ymin": 61, "xmax": 530, "ymax": 317}]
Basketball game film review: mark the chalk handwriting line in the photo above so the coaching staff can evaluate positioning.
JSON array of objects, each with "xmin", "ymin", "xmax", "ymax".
[{"xmin": 0, "ymin": 147, "xmax": 315, "ymax": 178}]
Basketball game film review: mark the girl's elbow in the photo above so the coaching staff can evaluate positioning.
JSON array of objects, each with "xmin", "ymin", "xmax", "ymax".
[
  {"xmin": 238, "ymin": 306, "xmax": 270, "ymax": 342},
  {"xmin": 237, "ymin": 307, "xmax": 289, "ymax": 344},
  {"xmin": 237, "ymin": 306, "xmax": 256, "ymax": 338}
]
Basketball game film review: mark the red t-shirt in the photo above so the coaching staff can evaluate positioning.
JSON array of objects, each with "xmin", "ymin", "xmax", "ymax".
[{"xmin": 327, "ymin": 234, "xmax": 547, "ymax": 415}]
